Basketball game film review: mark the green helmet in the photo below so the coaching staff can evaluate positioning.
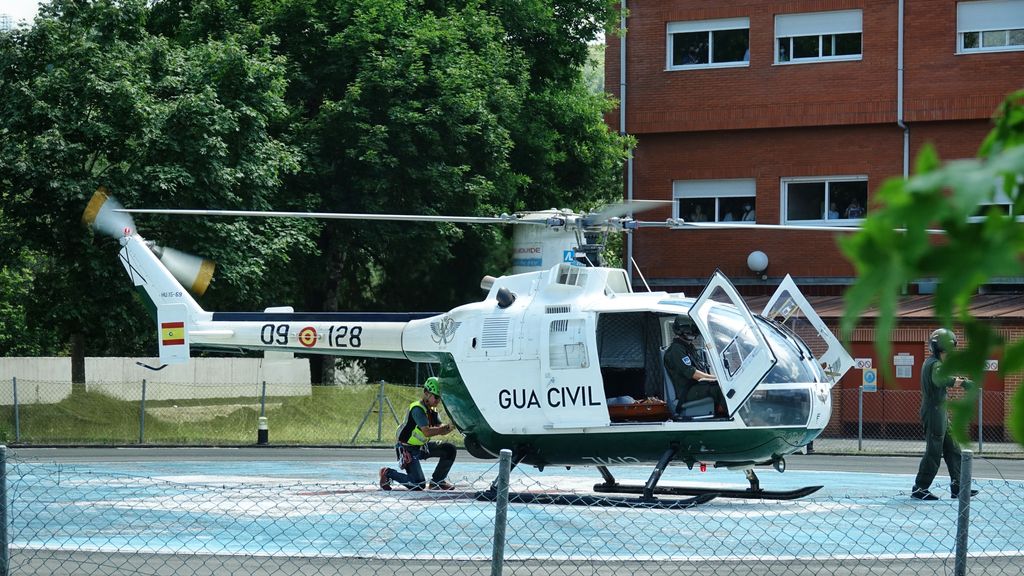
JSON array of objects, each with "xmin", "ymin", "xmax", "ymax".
[
  {"xmin": 672, "ymin": 315, "xmax": 698, "ymax": 341},
  {"xmin": 423, "ymin": 377, "xmax": 441, "ymax": 397},
  {"xmin": 929, "ymin": 328, "xmax": 957, "ymax": 356}
]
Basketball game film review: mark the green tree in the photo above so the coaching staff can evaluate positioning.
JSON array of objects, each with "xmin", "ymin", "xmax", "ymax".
[
  {"xmin": 841, "ymin": 90, "xmax": 1024, "ymax": 445},
  {"xmin": 0, "ymin": 0, "xmax": 314, "ymax": 367},
  {"xmin": 155, "ymin": 0, "xmax": 628, "ymax": 381}
]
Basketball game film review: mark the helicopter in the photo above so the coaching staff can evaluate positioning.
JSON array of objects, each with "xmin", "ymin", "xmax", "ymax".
[{"xmin": 84, "ymin": 188, "xmax": 856, "ymax": 507}]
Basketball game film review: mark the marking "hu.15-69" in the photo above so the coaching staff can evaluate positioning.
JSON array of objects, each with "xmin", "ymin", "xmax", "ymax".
[{"xmin": 259, "ymin": 324, "xmax": 363, "ymax": 348}]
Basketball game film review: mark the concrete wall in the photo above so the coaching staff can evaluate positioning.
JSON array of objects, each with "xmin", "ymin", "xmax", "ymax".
[
  {"xmin": 0, "ymin": 358, "xmax": 73, "ymax": 404},
  {"xmin": 0, "ymin": 357, "xmax": 311, "ymax": 404}
]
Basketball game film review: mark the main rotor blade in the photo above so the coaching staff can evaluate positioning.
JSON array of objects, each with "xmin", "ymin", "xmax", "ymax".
[
  {"xmin": 117, "ymin": 208, "xmax": 544, "ymax": 226},
  {"xmin": 634, "ymin": 220, "xmax": 946, "ymax": 234},
  {"xmin": 588, "ymin": 199, "xmax": 673, "ymax": 225}
]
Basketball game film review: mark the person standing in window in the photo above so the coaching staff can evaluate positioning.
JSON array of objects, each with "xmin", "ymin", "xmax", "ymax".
[
  {"xmin": 827, "ymin": 202, "xmax": 840, "ymax": 220},
  {"xmin": 741, "ymin": 203, "xmax": 755, "ymax": 221},
  {"xmin": 690, "ymin": 204, "xmax": 708, "ymax": 222},
  {"xmin": 844, "ymin": 199, "xmax": 865, "ymax": 218}
]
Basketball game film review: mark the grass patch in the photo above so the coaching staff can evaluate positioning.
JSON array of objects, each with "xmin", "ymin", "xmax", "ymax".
[{"xmin": 0, "ymin": 384, "xmax": 458, "ymax": 447}]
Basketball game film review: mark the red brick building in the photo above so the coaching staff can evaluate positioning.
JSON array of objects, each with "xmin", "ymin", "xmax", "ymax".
[
  {"xmin": 605, "ymin": 1, "xmax": 1024, "ymax": 443},
  {"xmin": 606, "ymin": 0, "xmax": 1023, "ymax": 293}
]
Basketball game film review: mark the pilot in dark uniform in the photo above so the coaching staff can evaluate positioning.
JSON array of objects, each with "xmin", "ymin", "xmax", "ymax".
[
  {"xmin": 664, "ymin": 315, "xmax": 721, "ymax": 417},
  {"xmin": 911, "ymin": 328, "xmax": 978, "ymax": 500}
]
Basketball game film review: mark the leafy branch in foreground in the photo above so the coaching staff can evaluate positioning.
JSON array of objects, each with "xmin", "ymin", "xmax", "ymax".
[{"xmin": 840, "ymin": 90, "xmax": 1024, "ymax": 445}]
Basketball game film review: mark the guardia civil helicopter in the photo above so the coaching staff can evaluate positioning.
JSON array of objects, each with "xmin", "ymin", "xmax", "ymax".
[{"xmin": 84, "ymin": 188, "xmax": 855, "ymax": 507}]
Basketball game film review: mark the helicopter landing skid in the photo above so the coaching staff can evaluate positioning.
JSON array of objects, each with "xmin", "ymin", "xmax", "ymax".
[
  {"xmin": 474, "ymin": 489, "xmax": 716, "ymax": 509},
  {"xmin": 591, "ymin": 483, "xmax": 822, "ymax": 500},
  {"xmin": 593, "ymin": 467, "xmax": 822, "ymax": 501}
]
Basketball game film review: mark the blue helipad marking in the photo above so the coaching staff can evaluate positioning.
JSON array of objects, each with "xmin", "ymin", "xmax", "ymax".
[{"xmin": 10, "ymin": 459, "xmax": 1024, "ymax": 561}]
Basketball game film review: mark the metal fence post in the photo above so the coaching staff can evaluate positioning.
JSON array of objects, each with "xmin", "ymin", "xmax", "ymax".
[
  {"xmin": 0, "ymin": 445, "xmax": 9, "ymax": 576},
  {"xmin": 953, "ymin": 450, "xmax": 973, "ymax": 576},
  {"xmin": 377, "ymin": 379, "xmax": 385, "ymax": 441},
  {"xmin": 10, "ymin": 379, "xmax": 19, "ymax": 444},
  {"xmin": 260, "ymin": 381, "xmax": 267, "ymax": 418},
  {"xmin": 977, "ymin": 388, "xmax": 983, "ymax": 454},
  {"xmin": 491, "ymin": 449, "xmax": 512, "ymax": 576},
  {"xmin": 138, "ymin": 379, "xmax": 147, "ymax": 444},
  {"xmin": 857, "ymin": 385, "xmax": 863, "ymax": 452}
]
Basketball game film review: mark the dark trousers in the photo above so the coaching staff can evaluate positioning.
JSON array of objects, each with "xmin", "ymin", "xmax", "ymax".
[
  {"xmin": 914, "ymin": 409, "xmax": 962, "ymax": 490},
  {"xmin": 386, "ymin": 441, "xmax": 456, "ymax": 490}
]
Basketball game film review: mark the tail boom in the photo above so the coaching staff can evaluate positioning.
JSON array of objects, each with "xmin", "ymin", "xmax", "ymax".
[{"xmin": 120, "ymin": 233, "xmax": 440, "ymax": 362}]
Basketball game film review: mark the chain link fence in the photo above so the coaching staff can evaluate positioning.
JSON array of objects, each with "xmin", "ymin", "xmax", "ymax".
[
  {"xmin": 1, "ymin": 380, "xmax": 1021, "ymax": 457},
  {"xmin": 821, "ymin": 388, "xmax": 1021, "ymax": 455},
  {"xmin": 3, "ymin": 447, "xmax": 1023, "ymax": 576},
  {"xmin": 0, "ymin": 379, "xmax": 421, "ymax": 447}
]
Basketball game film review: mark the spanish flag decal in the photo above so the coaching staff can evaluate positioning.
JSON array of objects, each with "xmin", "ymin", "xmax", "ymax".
[{"xmin": 161, "ymin": 321, "xmax": 185, "ymax": 346}]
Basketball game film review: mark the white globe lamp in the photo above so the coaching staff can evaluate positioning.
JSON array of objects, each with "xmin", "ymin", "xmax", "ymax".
[{"xmin": 747, "ymin": 250, "xmax": 769, "ymax": 279}]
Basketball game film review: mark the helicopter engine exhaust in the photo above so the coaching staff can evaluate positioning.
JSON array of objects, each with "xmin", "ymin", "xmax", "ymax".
[{"xmin": 496, "ymin": 287, "xmax": 516, "ymax": 308}]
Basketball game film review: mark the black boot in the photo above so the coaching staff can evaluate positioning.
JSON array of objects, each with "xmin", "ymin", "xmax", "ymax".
[
  {"xmin": 911, "ymin": 486, "xmax": 939, "ymax": 501},
  {"xmin": 950, "ymin": 485, "xmax": 979, "ymax": 499}
]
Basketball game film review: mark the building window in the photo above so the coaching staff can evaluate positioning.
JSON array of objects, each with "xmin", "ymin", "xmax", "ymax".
[
  {"xmin": 775, "ymin": 9, "xmax": 863, "ymax": 64},
  {"xmin": 667, "ymin": 17, "xmax": 750, "ymax": 70},
  {"xmin": 957, "ymin": 0, "xmax": 1024, "ymax": 54},
  {"xmin": 673, "ymin": 179, "xmax": 757, "ymax": 223},
  {"xmin": 782, "ymin": 177, "xmax": 868, "ymax": 224},
  {"xmin": 970, "ymin": 175, "xmax": 1024, "ymax": 221}
]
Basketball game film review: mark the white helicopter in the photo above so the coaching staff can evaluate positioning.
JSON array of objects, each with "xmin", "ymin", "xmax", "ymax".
[{"xmin": 84, "ymin": 188, "xmax": 855, "ymax": 507}]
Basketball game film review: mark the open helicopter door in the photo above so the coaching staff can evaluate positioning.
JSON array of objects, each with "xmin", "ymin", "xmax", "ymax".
[
  {"xmin": 762, "ymin": 275, "xmax": 854, "ymax": 386},
  {"xmin": 689, "ymin": 271, "xmax": 777, "ymax": 417}
]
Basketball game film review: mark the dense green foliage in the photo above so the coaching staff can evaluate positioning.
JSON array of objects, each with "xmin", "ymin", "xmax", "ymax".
[
  {"xmin": 1, "ymin": 0, "xmax": 315, "ymax": 357},
  {"xmin": 0, "ymin": 0, "xmax": 629, "ymax": 376},
  {"xmin": 841, "ymin": 90, "xmax": 1024, "ymax": 445}
]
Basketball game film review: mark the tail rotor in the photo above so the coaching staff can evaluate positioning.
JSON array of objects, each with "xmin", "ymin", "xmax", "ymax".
[
  {"xmin": 82, "ymin": 187, "xmax": 136, "ymax": 239},
  {"xmin": 82, "ymin": 187, "xmax": 216, "ymax": 296}
]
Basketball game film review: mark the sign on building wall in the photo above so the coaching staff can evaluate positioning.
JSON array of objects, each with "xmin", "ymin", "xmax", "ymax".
[
  {"xmin": 893, "ymin": 353, "xmax": 914, "ymax": 379},
  {"xmin": 854, "ymin": 358, "xmax": 872, "ymax": 369},
  {"xmin": 862, "ymin": 368, "xmax": 877, "ymax": 392}
]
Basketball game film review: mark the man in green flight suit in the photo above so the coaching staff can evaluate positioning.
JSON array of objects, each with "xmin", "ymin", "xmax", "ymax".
[{"xmin": 911, "ymin": 328, "xmax": 978, "ymax": 500}]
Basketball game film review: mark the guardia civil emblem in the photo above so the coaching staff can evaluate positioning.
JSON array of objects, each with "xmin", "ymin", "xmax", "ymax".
[{"xmin": 430, "ymin": 315, "xmax": 461, "ymax": 345}]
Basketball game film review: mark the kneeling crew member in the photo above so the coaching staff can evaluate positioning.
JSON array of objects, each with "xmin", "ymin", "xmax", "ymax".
[{"xmin": 380, "ymin": 377, "xmax": 457, "ymax": 491}]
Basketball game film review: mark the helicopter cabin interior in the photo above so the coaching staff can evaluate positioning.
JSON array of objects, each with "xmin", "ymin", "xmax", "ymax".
[{"xmin": 596, "ymin": 312, "xmax": 724, "ymax": 423}]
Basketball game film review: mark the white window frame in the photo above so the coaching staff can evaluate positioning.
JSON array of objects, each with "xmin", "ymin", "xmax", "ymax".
[
  {"xmin": 667, "ymin": 17, "xmax": 751, "ymax": 71},
  {"xmin": 774, "ymin": 9, "xmax": 863, "ymax": 65},
  {"xmin": 781, "ymin": 176, "xmax": 869, "ymax": 225},
  {"xmin": 673, "ymin": 178, "xmax": 756, "ymax": 222},
  {"xmin": 969, "ymin": 175, "xmax": 1024, "ymax": 221},
  {"xmin": 957, "ymin": 0, "xmax": 1024, "ymax": 54}
]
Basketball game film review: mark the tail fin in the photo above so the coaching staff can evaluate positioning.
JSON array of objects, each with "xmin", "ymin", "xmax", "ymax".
[
  {"xmin": 85, "ymin": 188, "xmax": 215, "ymax": 365},
  {"xmin": 119, "ymin": 233, "xmax": 209, "ymax": 365}
]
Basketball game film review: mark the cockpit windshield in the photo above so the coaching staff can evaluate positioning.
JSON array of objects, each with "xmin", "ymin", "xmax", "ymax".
[{"xmin": 757, "ymin": 317, "xmax": 825, "ymax": 384}]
